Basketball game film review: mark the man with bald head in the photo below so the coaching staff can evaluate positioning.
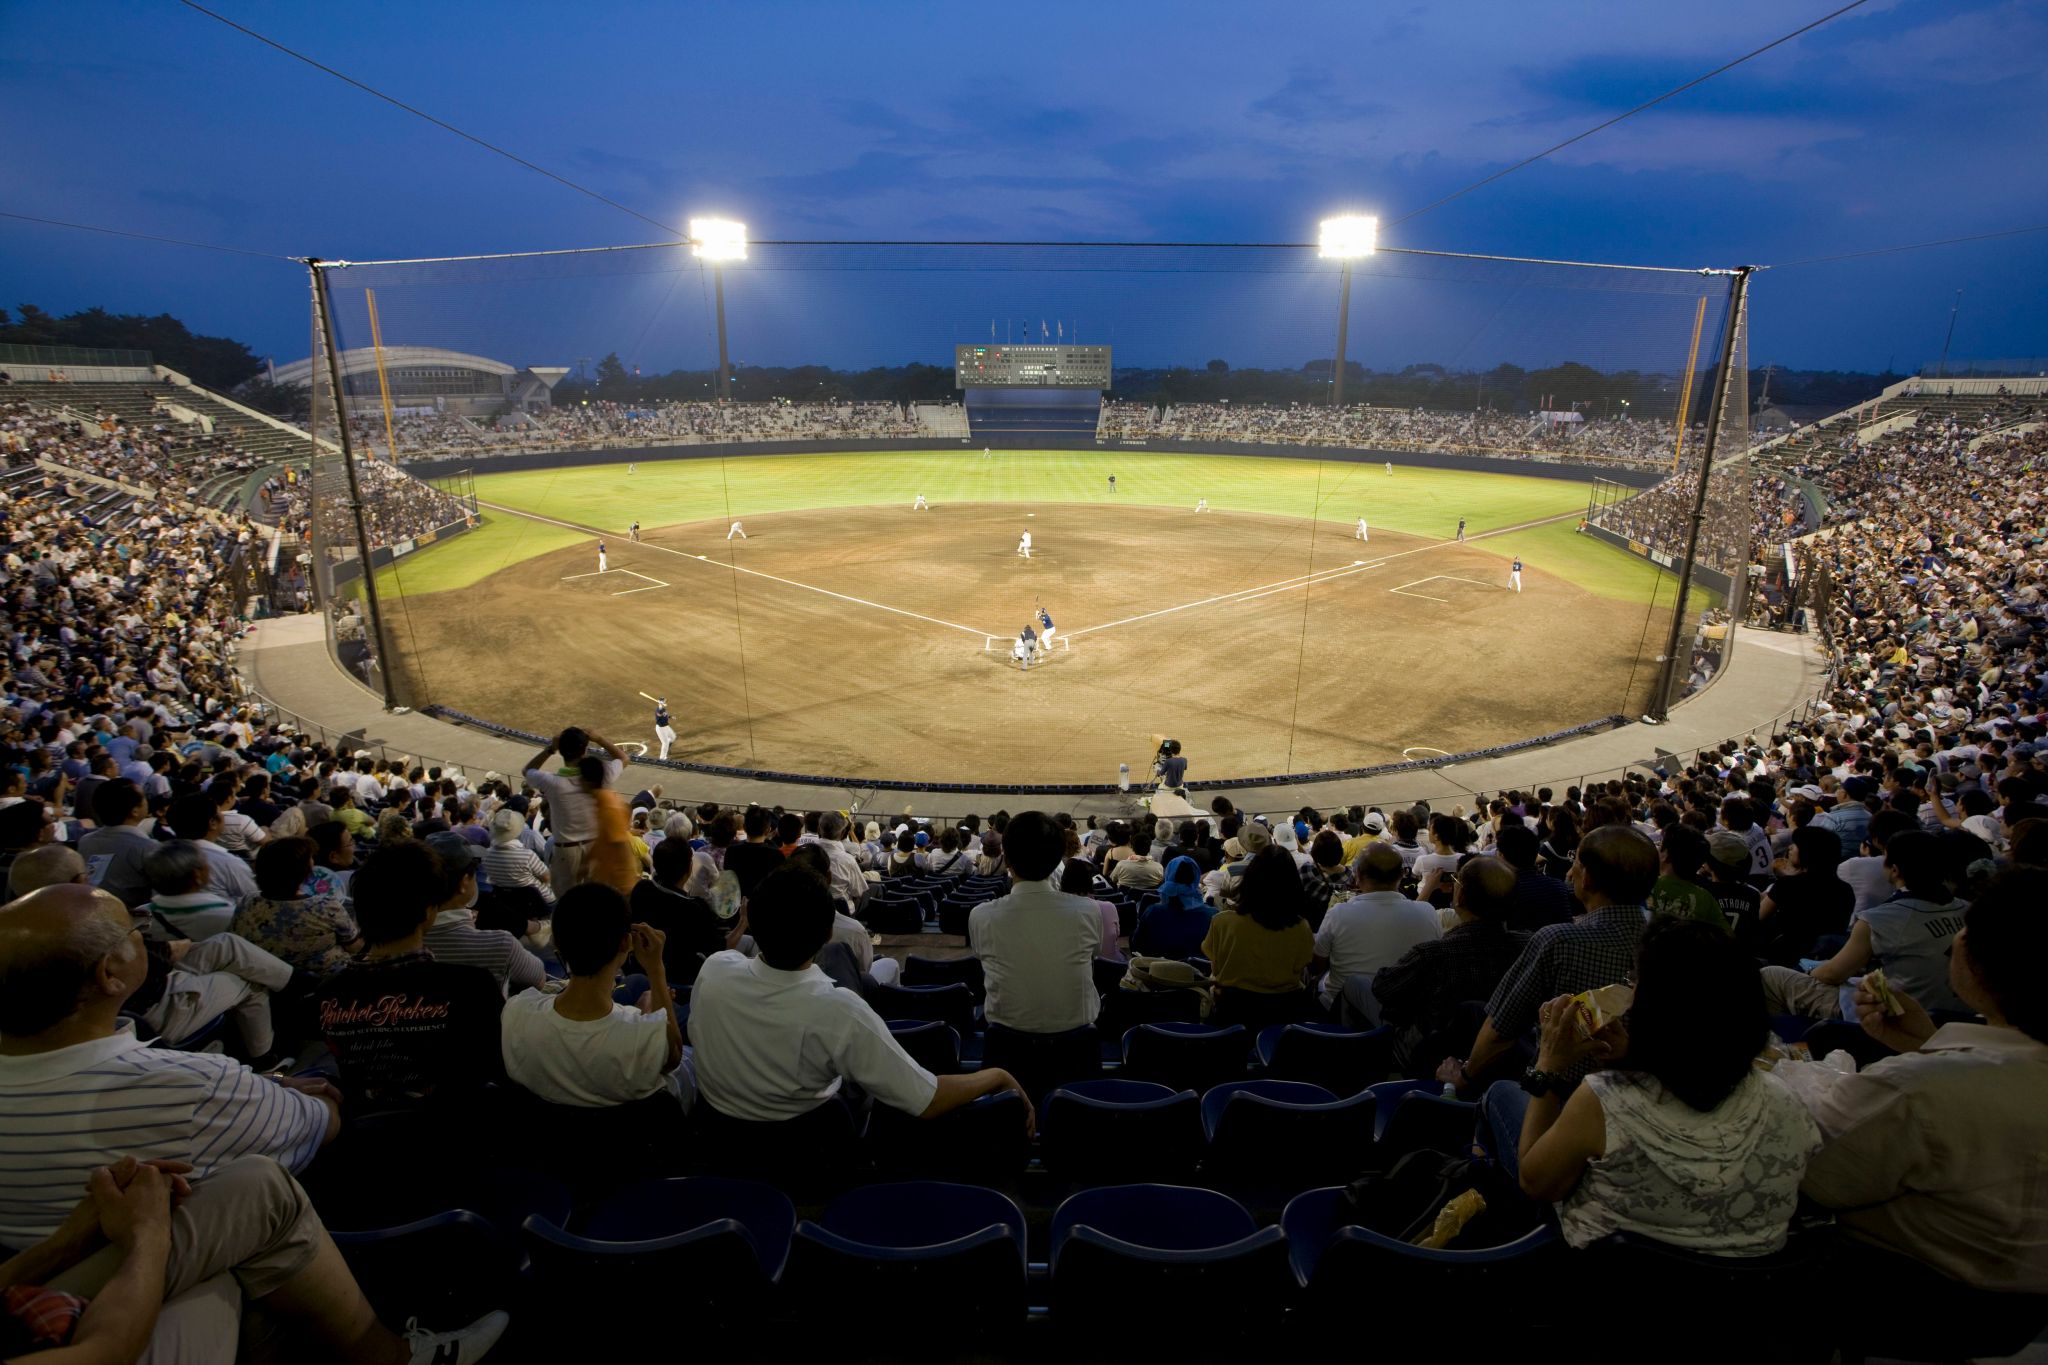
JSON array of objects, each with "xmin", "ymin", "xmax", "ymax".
[
  {"xmin": 0, "ymin": 884, "xmax": 336, "ymax": 1245},
  {"xmin": 1371, "ymin": 854, "xmax": 1532, "ymax": 1072},
  {"xmin": 8, "ymin": 842, "xmax": 89, "ymax": 898}
]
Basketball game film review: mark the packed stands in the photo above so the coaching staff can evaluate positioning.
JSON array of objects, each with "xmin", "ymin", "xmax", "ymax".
[
  {"xmin": 365, "ymin": 397, "xmax": 950, "ymax": 459},
  {"xmin": 1, "ymin": 377, "xmax": 2044, "ymax": 1362},
  {"xmin": 1099, "ymin": 399, "xmax": 1699, "ymax": 466}
]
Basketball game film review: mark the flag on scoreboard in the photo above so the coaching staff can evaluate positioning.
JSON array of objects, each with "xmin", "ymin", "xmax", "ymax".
[
  {"xmin": 1057, "ymin": 320, "xmax": 1063, "ymax": 339},
  {"xmin": 1041, "ymin": 319, "xmax": 1048, "ymax": 339}
]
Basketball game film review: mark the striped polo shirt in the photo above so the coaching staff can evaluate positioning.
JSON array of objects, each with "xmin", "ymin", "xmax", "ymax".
[{"xmin": 0, "ymin": 1022, "xmax": 329, "ymax": 1244}]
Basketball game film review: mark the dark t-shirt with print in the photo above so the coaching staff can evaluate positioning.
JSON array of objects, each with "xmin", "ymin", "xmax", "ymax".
[{"xmin": 315, "ymin": 951, "xmax": 506, "ymax": 1107}]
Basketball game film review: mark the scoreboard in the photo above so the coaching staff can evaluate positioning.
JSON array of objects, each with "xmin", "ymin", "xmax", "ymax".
[{"xmin": 955, "ymin": 344, "xmax": 1112, "ymax": 389}]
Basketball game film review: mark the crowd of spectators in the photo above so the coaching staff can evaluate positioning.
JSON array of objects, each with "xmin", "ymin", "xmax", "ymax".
[
  {"xmin": 0, "ymin": 371, "xmax": 2044, "ymax": 1357},
  {"xmin": 1, "ymin": 401, "xmax": 265, "ymax": 508},
  {"xmin": 257, "ymin": 457, "xmax": 472, "ymax": 552},
  {"xmin": 1098, "ymin": 400, "xmax": 1696, "ymax": 466},
  {"xmin": 371, "ymin": 397, "xmax": 942, "ymax": 459}
]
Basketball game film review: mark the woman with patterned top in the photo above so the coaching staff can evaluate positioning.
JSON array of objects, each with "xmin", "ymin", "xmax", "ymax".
[{"xmin": 230, "ymin": 836, "xmax": 360, "ymax": 978}]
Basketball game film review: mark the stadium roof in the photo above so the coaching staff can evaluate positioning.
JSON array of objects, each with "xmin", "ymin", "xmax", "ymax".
[{"xmin": 269, "ymin": 346, "xmax": 526, "ymax": 388}]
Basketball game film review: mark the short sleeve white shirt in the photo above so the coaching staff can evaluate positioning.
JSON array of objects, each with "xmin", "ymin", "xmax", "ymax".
[
  {"xmin": 500, "ymin": 989, "xmax": 687, "ymax": 1109},
  {"xmin": 687, "ymin": 951, "xmax": 937, "ymax": 1121}
]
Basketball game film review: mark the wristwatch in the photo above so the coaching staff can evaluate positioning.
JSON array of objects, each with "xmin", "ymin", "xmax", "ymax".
[{"xmin": 1519, "ymin": 1066, "xmax": 1565, "ymax": 1097}]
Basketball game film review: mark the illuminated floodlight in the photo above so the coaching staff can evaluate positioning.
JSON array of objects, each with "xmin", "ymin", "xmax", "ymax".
[
  {"xmin": 689, "ymin": 218, "xmax": 748, "ymax": 261},
  {"xmin": 1318, "ymin": 215, "xmax": 1378, "ymax": 259}
]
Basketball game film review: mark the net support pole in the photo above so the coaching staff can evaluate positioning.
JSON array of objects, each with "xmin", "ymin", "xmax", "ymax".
[
  {"xmin": 308, "ymin": 259, "xmax": 400, "ymax": 711},
  {"xmin": 1649, "ymin": 266, "xmax": 1752, "ymax": 722},
  {"xmin": 713, "ymin": 265, "xmax": 733, "ymax": 403},
  {"xmin": 1331, "ymin": 262, "xmax": 1353, "ymax": 406},
  {"xmin": 365, "ymin": 287, "xmax": 400, "ymax": 464}
]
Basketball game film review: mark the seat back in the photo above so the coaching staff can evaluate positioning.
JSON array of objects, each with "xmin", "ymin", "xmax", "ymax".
[
  {"xmin": 1050, "ymin": 1184, "xmax": 1291, "ymax": 1325},
  {"xmin": 1283, "ymin": 1186, "xmax": 1563, "ymax": 1323},
  {"xmin": 885, "ymin": 1019, "xmax": 961, "ymax": 1076},
  {"xmin": 583, "ymin": 1177, "xmax": 796, "ymax": 1280},
  {"xmin": 692, "ymin": 1098, "xmax": 862, "ymax": 1197},
  {"xmin": 867, "ymin": 1090, "xmax": 1031, "ymax": 1183},
  {"xmin": 1121, "ymin": 1022, "xmax": 1249, "ymax": 1094},
  {"xmin": 522, "ymin": 1215, "xmax": 776, "ymax": 1332},
  {"xmin": 1202, "ymin": 1082, "xmax": 1375, "ymax": 1191},
  {"xmin": 903, "ymin": 954, "xmax": 985, "ymax": 997},
  {"xmin": 788, "ymin": 1181, "xmax": 1027, "ymax": 1326},
  {"xmin": 863, "ymin": 896, "xmax": 925, "ymax": 935},
  {"xmin": 981, "ymin": 1023, "xmax": 1103, "ymax": 1107},
  {"xmin": 333, "ymin": 1210, "xmax": 523, "ymax": 1330},
  {"xmin": 1261, "ymin": 1023, "xmax": 1395, "ymax": 1096},
  {"xmin": 866, "ymin": 981, "xmax": 977, "ymax": 1034},
  {"xmin": 1040, "ymin": 1082, "xmax": 1202, "ymax": 1184},
  {"xmin": 1378, "ymin": 1091, "xmax": 1478, "ymax": 1162}
]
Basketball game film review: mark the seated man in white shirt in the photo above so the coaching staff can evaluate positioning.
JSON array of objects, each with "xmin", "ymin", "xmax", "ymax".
[
  {"xmin": 969, "ymin": 811, "xmax": 1105, "ymax": 1037},
  {"xmin": 1313, "ymin": 841, "xmax": 1442, "ymax": 1025},
  {"xmin": 501, "ymin": 882, "xmax": 693, "ymax": 1111},
  {"xmin": 688, "ymin": 863, "xmax": 1030, "ymax": 1128}
]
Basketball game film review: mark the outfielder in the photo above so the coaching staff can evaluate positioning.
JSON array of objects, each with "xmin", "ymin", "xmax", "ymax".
[
  {"xmin": 1385, "ymin": 461, "xmax": 1393, "ymax": 476},
  {"xmin": 1195, "ymin": 498, "xmax": 1210, "ymax": 513},
  {"xmin": 1017, "ymin": 529, "xmax": 1032, "ymax": 559},
  {"xmin": 1510, "ymin": 556, "xmax": 1523, "ymax": 593},
  {"xmin": 653, "ymin": 696, "xmax": 676, "ymax": 759},
  {"xmin": 1355, "ymin": 517, "xmax": 1369, "ymax": 542},
  {"xmin": 1107, "ymin": 473, "xmax": 1118, "ymax": 494},
  {"xmin": 1456, "ymin": 517, "xmax": 1467, "ymax": 543},
  {"xmin": 727, "ymin": 520, "xmax": 746, "ymax": 540}
]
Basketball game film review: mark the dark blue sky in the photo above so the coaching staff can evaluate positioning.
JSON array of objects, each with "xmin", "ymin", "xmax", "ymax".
[{"xmin": 3, "ymin": 0, "xmax": 2043, "ymax": 377}]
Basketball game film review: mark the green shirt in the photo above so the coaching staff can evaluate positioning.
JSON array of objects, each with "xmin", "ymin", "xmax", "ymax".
[{"xmin": 1647, "ymin": 874, "xmax": 1729, "ymax": 931}]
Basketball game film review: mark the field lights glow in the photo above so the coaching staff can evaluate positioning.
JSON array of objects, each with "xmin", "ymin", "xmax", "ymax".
[
  {"xmin": 1318, "ymin": 215, "xmax": 1378, "ymax": 259},
  {"xmin": 689, "ymin": 218, "xmax": 748, "ymax": 261}
]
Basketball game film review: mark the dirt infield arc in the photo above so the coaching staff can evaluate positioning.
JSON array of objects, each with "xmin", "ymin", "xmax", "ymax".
[{"xmin": 384, "ymin": 501, "xmax": 1669, "ymax": 785}]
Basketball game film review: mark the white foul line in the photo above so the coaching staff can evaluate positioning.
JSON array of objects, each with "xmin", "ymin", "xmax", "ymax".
[
  {"xmin": 1067, "ymin": 509, "xmax": 1578, "ymax": 639},
  {"xmin": 490, "ymin": 501, "xmax": 994, "ymax": 639}
]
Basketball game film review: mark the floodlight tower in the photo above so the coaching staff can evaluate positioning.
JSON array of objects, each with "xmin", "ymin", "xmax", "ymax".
[
  {"xmin": 690, "ymin": 218, "xmax": 748, "ymax": 403},
  {"xmin": 1319, "ymin": 215, "xmax": 1378, "ymax": 407}
]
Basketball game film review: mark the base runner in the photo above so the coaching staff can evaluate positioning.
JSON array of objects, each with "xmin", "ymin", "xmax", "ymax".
[
  {"xmin": 597, "ymin": 540, "xmax": 608, "ymax": 573},
  {"xmin": 1510, "ymin": 556, "xmax": 1523, "ymax": 592}
]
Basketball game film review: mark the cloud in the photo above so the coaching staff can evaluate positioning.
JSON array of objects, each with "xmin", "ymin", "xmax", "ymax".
[{"xmin": 1250, "ymin": 68, "xmax": 1393, "ymax": 126}]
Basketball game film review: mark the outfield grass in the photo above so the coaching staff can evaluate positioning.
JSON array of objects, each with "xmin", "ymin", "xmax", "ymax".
[{"xmin": 379, "ymin": 448, "xmax": 1672, "ymax": 606}]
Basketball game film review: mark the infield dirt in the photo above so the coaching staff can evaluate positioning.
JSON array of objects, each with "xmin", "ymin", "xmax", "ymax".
[{"xmin": 383, "ymin": 502, "xmax": 1670, "ymax": 784}]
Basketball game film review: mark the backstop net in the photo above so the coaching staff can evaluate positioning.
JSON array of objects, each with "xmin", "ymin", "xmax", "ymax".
[{"xmin": 302, "ymin": 241, "xmax": 1749, "ymax": 775}]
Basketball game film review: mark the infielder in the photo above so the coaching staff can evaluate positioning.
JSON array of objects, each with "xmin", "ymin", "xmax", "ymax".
[
  {"xmin": 1355, "ymin": 517, "xmax": 1369, "ymax": 542},
  {"xmin": 597, "ymin": 540, "xmax": 608, "ymax": 573},
  {"xmin": 653, "ymin": 696, "xmax": 676, "ymax": 759},
  {"xmin": 1037, "ymin": 604, "xmax": 1056, "ymax": 651},
  {"xmin": 727, "ymin": 520, "xmax": 746, "ymax": 540},
  {"xmin": 630, "ymin": 520, "xmax": 641, "ymax": 542},
  {"xmin": 913, "ymin": 492, "xmax": 928, "ymax": 510},
  {"xmin": 1510, "ymin": 556, "xmax": 1524, "ymax": 592},
  {"xmin": 1194, "ymin": 498, "xmax": 1209, "ymax": 513},
  {"xmin": 1017, "ymin": 529, "xmax": 1032, "ymax": 559}
]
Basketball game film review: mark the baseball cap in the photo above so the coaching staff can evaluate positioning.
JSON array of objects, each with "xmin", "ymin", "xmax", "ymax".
[
  {"xmin": 1237, "ymin": 820, "xmax": 1272, "ymax": 854},
  {"xmin": 1361, "ymin": 812, "xmax": 1388, "ymax": 834},
  {"xmin": 1706, "ymin": 830, "xmax": 1751, "ymax": 869},
  {"xmin": 424, "ymin": 830, "xmax": 483, "ymax": 871},
  {"xmin": 1790, "ymin": 784, "xmax": 1823, "ymax": 802}
]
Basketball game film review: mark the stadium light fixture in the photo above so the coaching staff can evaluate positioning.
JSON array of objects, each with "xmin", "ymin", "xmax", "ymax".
[
  {"xmin": 1318, "ymin": 215, "xmax": 1378, "ymax": 259},
  {"xmin": 689, "ymin": 218, "xmax": 748, "ymax": 261}
]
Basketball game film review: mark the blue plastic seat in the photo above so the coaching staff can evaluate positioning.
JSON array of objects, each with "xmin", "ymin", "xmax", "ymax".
[
  {"xmin": 1120, "ymin": 1021, "xmax": 1249, "ymax": 1094},
  {"xmin": 333, "ymin": 1209, "xmax": 522, "ymax": 1330},
  {"xmin": 1254, "ymin": 1022, "xmax": 1395, "ymax": 1096},
  {"xmin": 1040, "ymin": 1080, "xmax": 1202, "ymax": 1185},
  {"xmin": 866, "ymin": 1090, "xmax": 1031, "ymax": 1183},
  {"xmin": 693, "ymin": 1096, "xmax": 864, "ymax": 1196},
  {"xmin": 903, "ymin": 953, "xmax": 985, "ymax": 997},
  {"xmin": 886, "ymin": 1019, "xmax": 961, "ymax": 1076},
  {"xmin": 583, "ymin": 1176, "xmax": 796, "ymax": 1278},
  {"xmin": 1050, "ymin": 1185, "xmax": 1289, "ymax": 1324},
  {"xmin": 788, "ymin": 1182, "xmax": 1028, "ymax": 1326},
  {"xmin": 1366, "ymin": 1078, "xmax": 1479, "ymax": 1158},
  {"xmin": 867, "ymin": 981, "xmax": 978, "ymax": 1035},
  {"xmin": 1201, "ymin": 1081, "xmax": 1377, "ymax": 1192},
  {"xmin": 1283, "ymin": 1186, "xmax": 1562, "ymax": 1324}
]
